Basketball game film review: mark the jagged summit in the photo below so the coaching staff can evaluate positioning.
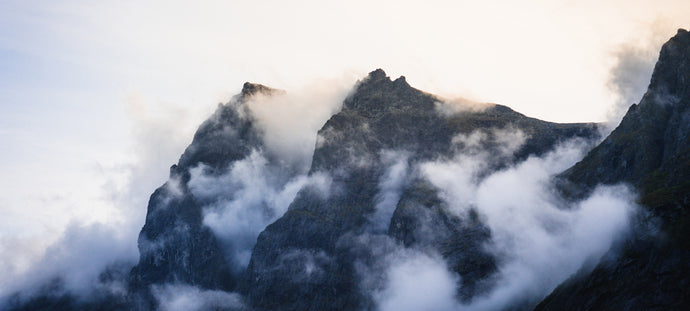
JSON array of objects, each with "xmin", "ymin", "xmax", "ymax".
[
  {"xmin": 12, "ymin": 29, "xmax": 690, "ymax": 308},
  {"xmin": 645, "ymin": 28, "xmax": 690, "ymax": 104},
  {"xmin": 366, "ymin": 68, "xmax": 388, "ymax": 81},
  {"xmin": 537, "ymin": 28, "xmax": 690, "ymax": 311},
  {"xmin": 561, "ymin": 27, "xmax": 690, "ymax": 195},
  {"xmin": 342, "ymin": 69, "xmax": 433, "ymax": 116},
  {"xmin": 240, "ymin": 82, "xmax": 282, "ymax": 97},
  {"xmin": 361, "ymin": 68, "xmax": 409, "ymax": 87},
  {"xmin": 242, "ymin": 66, "xmax": 599, "ymax": 310}
]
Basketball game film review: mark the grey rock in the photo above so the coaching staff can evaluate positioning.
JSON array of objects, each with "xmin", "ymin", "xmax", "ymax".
[{"xmin": 536, "ymin": 29, "xmax": 690, "ymax": 311}]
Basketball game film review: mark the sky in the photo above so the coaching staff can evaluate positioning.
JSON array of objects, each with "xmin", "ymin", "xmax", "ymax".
[{"xmin": 0, "ymin": 0, "xmax": 688, "ymax": 297}]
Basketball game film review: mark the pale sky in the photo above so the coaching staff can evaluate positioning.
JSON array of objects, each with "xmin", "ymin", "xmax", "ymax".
[{"xmin": 0, "ymin": 0, "xmax": 688, "ymax": 290}]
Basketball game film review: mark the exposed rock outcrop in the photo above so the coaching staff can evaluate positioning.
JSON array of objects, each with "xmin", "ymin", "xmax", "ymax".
[{"xmin": 537, "ymin": 28, "xmax": 690, "ymax": 311}]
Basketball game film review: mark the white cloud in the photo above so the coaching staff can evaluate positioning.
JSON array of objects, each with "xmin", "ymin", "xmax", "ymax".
[
  {"xmin": 0, "ymin": 0, "xmax": 684, "ymax": 307},
  {"xmin": 406, "ymin": 138, "xmax": 637, "ymax": 310},
  {"xmin": 189, "ymin": 150, "xmax": 333, "ymax": 268},
  {"xmin": 245, "ymin": 78, "xmax": 354, "ymax": 171},
  {"xmin": 152, "ymin": 284, "xmax": 244, "ymax": 311},
  {"xmin": 0, "ymin": 222, "xmax": 137, "ymax": 302},
  {"xmin": 368, "ymin": 150, "xmax": 411, "ymax": 233},
  {"xmin": 376, "ymin": 251, "xmax": 459, "ymax": 311}
]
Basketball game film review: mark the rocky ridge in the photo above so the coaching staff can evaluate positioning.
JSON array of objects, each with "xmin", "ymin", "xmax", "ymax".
[
  {"xmin": 7, "ymin": 28, "xmax": 690, "ymax": 311},
  {"xmin": 536, "ymin": 28, "xmax": 690, "ymax": 311}
]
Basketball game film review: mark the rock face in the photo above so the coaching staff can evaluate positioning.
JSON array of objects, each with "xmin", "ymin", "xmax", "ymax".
[
  {"xmin": 14, "ymin": 28, "xmax": 690, "ymax": 309},
  {"xmin": 127, "ymin": 82, "xmax": 285, "ymax": 307},
  {"xmin": 536, "ymin": 29, "xmax": 690, "ymax": 311},
  {"xmin": 560, "ymin": 28, "xmax": 690, "ymax": 205},
  {"xmin": 238, "ymin": 69, "xmax": 598, "ymax": 310},
  {"xmin": 5, "ymin": 69, "xmax": 600, "ymax": 310},
  {"xmin": 8, "ymin": 27, "xmax": 690, "ymax": 309}
]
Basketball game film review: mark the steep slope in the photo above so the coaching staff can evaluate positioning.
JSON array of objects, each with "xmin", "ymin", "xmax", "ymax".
[
  {"xmin": 536, "ymin": 28, "xmax": 690, "ymax": 311},
  {"xmin": 4, "ymin": 69, "xmax": 601, "ymax": 311},
  {"xmin": 127, "ymin": 82, "xmax": 286, "ymax": 308},
  {"xmin": 241, "ymin": 69, "xmax": 599, "ymax": 310}
]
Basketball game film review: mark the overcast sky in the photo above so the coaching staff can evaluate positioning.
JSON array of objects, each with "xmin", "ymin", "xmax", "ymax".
[{"xmin": 0, "ymin": 0, "xmax": 688, "ymax": 287}]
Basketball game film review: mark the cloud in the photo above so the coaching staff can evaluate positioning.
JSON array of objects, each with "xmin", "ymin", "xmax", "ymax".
[
  {"xmin": 0, "ymin": 223, "xmax": 136, "ymax": 306},
  {"xmin": 434, "ymin": 98, "xmax": 492, "ymax": 117},
  {"xmin": 245, "ymin": 78, "xmax": 354, "ymax": 171},
  {"xmin": 420, "ymin": 127, "xmax": 529, "ymax": 216},
  {"xmin": 367, "ymin": 150, "xmax": 411, "ymax": 233},
  {"xmin": 152, "ymin": 284, "xmax": 244, "ymax": 311},
  {"xmin": 2, "ymin": 1, "xmax": 684, "ymax": 308},
  {"xmin": 368, "ymin": 133, "xmax": 638, "ymax": 310},
  {"xmin": 0, "ymin": 84, "xmax": 214, "ymax": 306},
  {"xmin": 349, "ymin": 233, "xmax": 461, "ymax": 311},
  {"xmin": 271, "ymin": 248, "xmax": 333, "ymax": 283},
  {"xmin": 605, "ymin": 21, "xmax": 674, "ymax": 127},
  {"xmin": 184, "ymin": 79, "xmax": 351, "ymax": 268},
  {"xmin": 0, "ymin": 69, "xmax": 352, "ymax": 308},
  {"xmin": 189, "ymin": 150, "xmax": 333, "ymax": 268},
  {"xmin": 375, "ymin": 251, "xmax": 459, "ymax": 311},
  {"xmin": 465, "ymin": 172, "xmax": 634, "ymax": 309}
]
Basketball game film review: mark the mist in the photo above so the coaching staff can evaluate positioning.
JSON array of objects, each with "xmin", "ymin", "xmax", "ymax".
[
  {"xmin": 245, "ymin": 78, "xmax": 354, "ymax": 171},
  {"xmin": 0, "ymin": 92, "xmax": 211, "ymax": 305},
  {"xmin": 151, "ymin": 284, "xmax": 244, "ymax": 311},
  {"xmin": 189, "ymin": 152, "xmax": 333, "ymax": 268},
  {"xmin": 361, "ymin": 134, "xmax": 638, "ymax": 310},
  {"xmin": 605, "ymin": 23, "xmax": 673, "ymax": 128},
  {"xmin": 2, "ymin": 79, "xmax": 641, "ymax": 311},
  {"xmin": 187, "ymin": 80, "xmax": 351, "ymax": 271},
  {"xmin": 2, "ymin": 0, "xmax": 687, "ymax": 309},
  {"xmin": 0, "ymin": 78, "xmax": 350, "ymax": 308}
]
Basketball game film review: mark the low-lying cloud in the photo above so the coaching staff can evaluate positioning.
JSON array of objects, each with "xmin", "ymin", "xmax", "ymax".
[
  {"xmin": 434, "ymin": 97, "xmax": 492, "ymax": 117},
  {"xmin": 606, "ymin": 23, "xmax": 672, "ymax": 128},
  {"xmin": 0, "ymin": 78, "xmax": 351, "ymax": 308},
  {"xmin": 1, "ymin": 76, "xmax": 641, "ymax": 311},
  {"xmin": 375, "ymin": 249, "xmax": 459, "ymax": 311},
  {"xmin": 152, "ymin": 284, "xmax": 245, "ymax": 311},
  {"xmin": 189, "ymin": 150, "xmax": 333, "ymax": 268},
  {"xmin": 245, "ymin": 78, "xmax": 354, "ymax": 171},
  {"xmin": 367, "ymin": 150, "xmax": 411, "ymax": 233},
  {"xmin": 0, "ymin": 92, "xmax": 207, "ymax": 306},
  {"xmin": 363, "ymin": 134, "xmax": 638, "ymax": 310}
]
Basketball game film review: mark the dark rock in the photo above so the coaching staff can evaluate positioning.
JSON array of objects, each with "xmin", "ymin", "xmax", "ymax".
[
  {"xmin": 241, "ymin": 69, "xmax": 599, "ymax": 310},
  {"xmin": 536, "ymin": 28, "xmax": 690, "ymax": 311},
  {"xmin": 6, "ymin": 68, "xmax": 605, "ymax": 311},
  {"xmin": 128, "ymin": 84, "xmax": 286, "ymax": 308},
  {"xmin": 389, "ymin": 181, "xmax": 497, "ymax": 301}
]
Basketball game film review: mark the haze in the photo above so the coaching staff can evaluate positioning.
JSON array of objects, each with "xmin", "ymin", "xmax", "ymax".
[{"xmin": 0, "ymin": 0, "xmax": 688, "ymax": 299}]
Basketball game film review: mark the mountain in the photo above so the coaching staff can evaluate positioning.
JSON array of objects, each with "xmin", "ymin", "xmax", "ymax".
[
  {"xmin": 127, "ymin": 82, "xmax": 282, "ymax": 307},
  {"xmin": 239, "ymin": 70, "xmax": 598, "ymax": 310},
  {"xmin": 536, "ymin": 28, "xmax": 690, "ymax": 311},
  {"xmin": 104, "ymin": 68, "xmax": 598, "ymax": 311},
  {"xmin": 6, "ymin": 28, "xmax": 690, "ymax": 311}
]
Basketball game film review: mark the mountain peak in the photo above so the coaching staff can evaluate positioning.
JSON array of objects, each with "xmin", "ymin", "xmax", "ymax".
[
  {"xmin": 667, "ymin": 27, "xmax": 690, "ymax": 49},
  {"xmin": 646, "ymin": 28, "xmax": 690, "ymax": 102},
  {"xmin": 363, "ymin": 69, "xmax": 409, "ymax": 87},
  {"xmin": 241, "ymin": 82, "xmax": 281, "ymax": 97},
  {"xmin": 393, "ymin": 75, "xmax": 409, "ymax": 87},
  {"xmin": 560, "ymin": 28, "xmax": 690, "ymax": 196},
  {"xmin": 342, "ymin": 69, "xmax": 433, "ymax": 116},
  {"xmin": 366, "ymin": 68, "xmax": 389, "ymax": 82}
]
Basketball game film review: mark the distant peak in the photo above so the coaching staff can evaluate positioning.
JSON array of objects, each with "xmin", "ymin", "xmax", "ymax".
[
  {"xmin": 241, "ymin": 82, "xmax": 280, "ymax": 97},
  {"xmin": 366, "ymin": 68, "xmax": 390, "ymax": 82},
  {"xmin": 670, "ymin": 28, "xmax": 690, "ymax": 43},
  {"xmin": 393, "ymin": 75, "xmax": 409, "ymax": 87},
  {"xmin": 646, "ymin": 28, "xmax": 690, "ymax": 102}
]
